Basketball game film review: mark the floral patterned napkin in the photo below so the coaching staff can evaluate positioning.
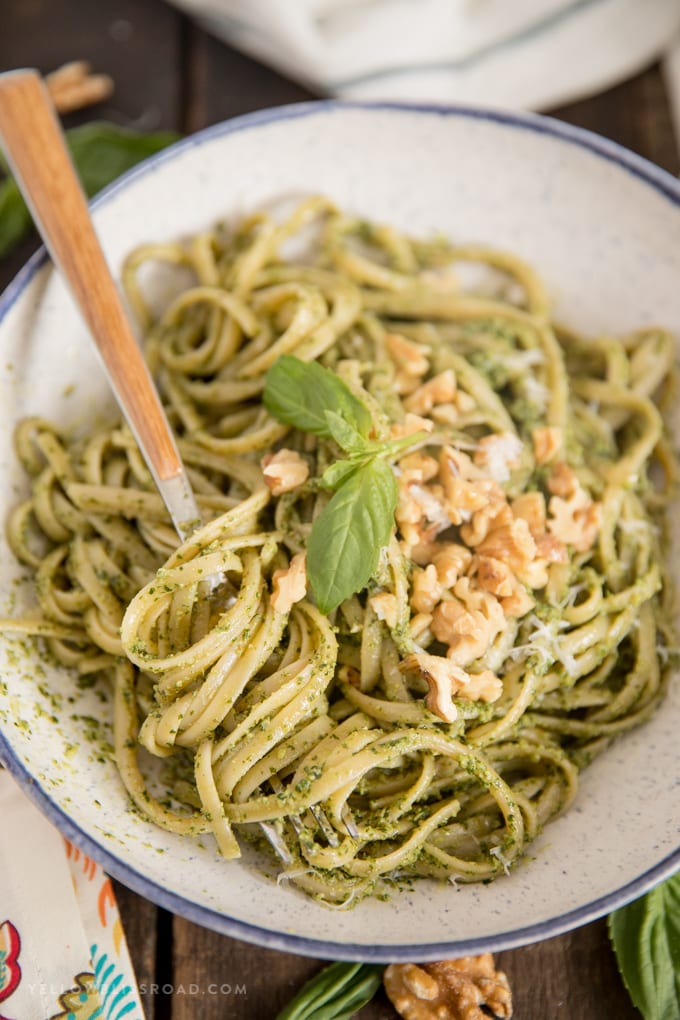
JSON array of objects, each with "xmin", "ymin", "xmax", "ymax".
[{"xmin": 0, "ymin": 770, "xmax": 145, "ymax": 1020}]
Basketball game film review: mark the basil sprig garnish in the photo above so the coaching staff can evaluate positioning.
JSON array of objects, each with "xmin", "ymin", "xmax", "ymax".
[
  {"xmin": 263, "ymin": 355, "xmax": 426, "ymax": 613},
  {"xmin": 274, "ymin": 961, "xmax": 384, "ymax": 1020},
  {"xmin": 263, "ymin": 354, "xmax": 372, "ymax": 439},
  {"xmin": 307, "ymin": 458, "xmax": 398, "ymax": 615},
  {"xmin": 608, "ymin": 872, "xmax": 680, "ymax": 1020}
]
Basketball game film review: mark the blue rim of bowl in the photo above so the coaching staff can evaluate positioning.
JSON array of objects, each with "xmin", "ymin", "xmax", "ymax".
[{"xmin": 1, "ymin": 99, "xmax": 680, "ymax": 962}]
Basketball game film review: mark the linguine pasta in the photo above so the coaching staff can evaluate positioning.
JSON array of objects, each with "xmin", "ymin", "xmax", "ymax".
[{"xmin": 2, "ymin": 196, "xmax": 677, "ymax": 905}]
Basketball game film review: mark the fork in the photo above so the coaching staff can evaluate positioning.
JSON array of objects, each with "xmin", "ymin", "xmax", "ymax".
[{"xmin": 0, "ymin": 68, "xmax": 312, "ymax": 862}]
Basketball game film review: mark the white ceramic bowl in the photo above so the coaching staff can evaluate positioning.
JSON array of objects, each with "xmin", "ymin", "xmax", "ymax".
[{"xmin": 1, "ymin": 102, "xmax": 679, "ymax": 962}]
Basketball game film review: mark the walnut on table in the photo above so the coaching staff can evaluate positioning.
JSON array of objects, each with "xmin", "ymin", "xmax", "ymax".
[
  {"xmin": 46, "ymin": 61, "xmax": 114, "ymax": 114},
  {"xmin": 384, "ymin": 954, "xmax": 513, "ymax": 1020}
]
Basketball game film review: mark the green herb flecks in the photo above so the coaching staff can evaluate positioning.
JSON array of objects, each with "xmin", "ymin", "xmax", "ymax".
[
  {"xmin": 274, "ymin": 961, "xmax": 384, "ymax": 1020},
  {"xmin": 263, "ymin": 355, "xmax": 426, "ymax": 613},
  {"xmin": 608, "ymin": 871, "xmax": 680, "ymax": 1020}
]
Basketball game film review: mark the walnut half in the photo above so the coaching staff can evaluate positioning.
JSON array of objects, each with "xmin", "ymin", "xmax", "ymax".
[{"xmin": 384, "ymin": 954, "xmax": 513, "ymax": 1020}]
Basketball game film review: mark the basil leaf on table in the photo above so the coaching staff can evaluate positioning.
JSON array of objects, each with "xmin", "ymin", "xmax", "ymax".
[
  {"xmin": 65, "ymin": 122, "xmax": 179, "ymax": 194},
  {"xmin": 263, "ymin": 355, "xmax": 372, "ymax": 439},
  {"xmin": 307, "ymin": 458, "xmax": 397, "ymax": 614},
  {"xmin": 608, "ymin": 871, "xmax": 680, "ymax": 1020},
  {"xmin": 0, "ymin": 121, "xmax": 179, "ymax": 259},
  {"xmin": 0, "ymin": 178, "xmax": 33, "ymax": 257},
  {"xmin": 275, "ymin": 961, "xmax": 384, "ymax": 1020}
]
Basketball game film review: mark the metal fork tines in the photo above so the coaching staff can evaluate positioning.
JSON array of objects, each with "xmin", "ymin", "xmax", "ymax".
[{"xmin": 268, "ymin": 774, "xmax": 341, "ymax": 859}]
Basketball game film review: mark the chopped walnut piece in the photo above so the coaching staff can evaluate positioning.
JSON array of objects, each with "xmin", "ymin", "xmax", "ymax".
[
  {"xmin": 398, "ymin": 451, "xmax": 440, "ymax": 484},
  {"xmin": 548, "ymin": 489, "xmax": 602, "ymax": 553},
  {"xmin": 261, "ymin": 448, "xmax": 309, "ymax": 495},
  {"xmin": 397, "ymin": 477, "xmax": 450, "ymax": 550},
  {"xmin": 459, "ymin": 493, "xmax": 512, "ymax": 546},
  {"xmin": 394, "ymin": 371, "xmax": 422, "ymax": 396},
  {"xmin": 473, "ymin": 555, "xmax": 535, "ymax": 619},
  {"xmin": 431, "ymin": 579, "xmax": 506, "ymax": 667},
  {"xmin": 475, "ymin": 519, "xmax": 537, "ymax": 577},
  {"xmin": 430, "ymin": 389, "xmax": 476, "ymax": 425},
  {"xmin": 385, "ymin": 331, "xmax": 430, "ymax": 377},
  {"xmin": 400, "ymin": 651, "xmax": 459, "ymax": 722},
  {"xmin": 46, "ymin": 61, "xmax": 114, "ymax": 114},
  {"xmin": 404, "ymin": 370, "xmax": 458, "ymax": 415},
  {"xmin": 369, "ymin": 592, "xmax": 400, "ymax": 629},
  {"xmin": 454, "ymin": 390, "xmax": 476, "ymax": 413},
  {"xmin": 532, "ymin": 425, "xmax": 563, "ymax": 465},
  {"xmin": 460, "ymin": 670, "xmax": 503, "ymax": 702},
  {"xmin": 408, "ymin": 538, "xmax": 441, "ymax": 566},
  {"xmin": 409, "ymin": 612, "xmax": 433, "ymax": 641},
  {"xmin": 270, "ymin": 552, "xmax": 307, "ymax": 614},
  {"xmin": 500, "ymin": 585, "xmax": 535, "ymax": 618},
  {"xmin": 401, "ymin": 652, "xmax": 501, "ymax": 717},
  {"xmin": 438, "ymin": 445, "xmax": 481, "ymax": 483},
  {"xmin": 384, "ymin": 954, "xmax": 513, "ymax": 1020},
  {"xmin": 511, "ymin": 491, "xmax": 547, "ymax": 535},
  {"xmin": 432, "ymin": 543, "xmax": 473, "ymax": 588},
  {"xmin": 509, "ymin": 490, "xmax": 568, "ymax": 577},
  {"xmin": 439, "ymin": 446, "xmax": 503, "ymax": 527},
  {"xmin": 411, "ymin": 564, "xmax": 444, "ymax": 614},
  {"xmin": 473, "ymin": 555, "xmax": 515, "ymax": 598},
  {"xmin": 390, "ymin": 413, "xmax": 435, "ymax": 440},
  {"xmin": 542, "ymin": 462, "xmax": 601, "ymax": 553},
  {"xmin": 473, "ymin": 432, "xmax": 523, "ymax": 483},
  {"xmin": 547, "ymin": 461, "xmax": 578, "ymax": 497},
  {"xmin": 534, "ymin": 532, "xmax": 569, "ymax": 564},
  {"xmin": 386, "ymin": 962, "xmax": 440, "ymax": 1013},
  {"xmin": 395, "ymin": 459, "xmax": 448, "ymax": 554}
]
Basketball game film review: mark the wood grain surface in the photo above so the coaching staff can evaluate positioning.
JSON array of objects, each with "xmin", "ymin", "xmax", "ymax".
[{"xmin": 2, "ymin": 2, "xmax": 678, "ymax": 1017}]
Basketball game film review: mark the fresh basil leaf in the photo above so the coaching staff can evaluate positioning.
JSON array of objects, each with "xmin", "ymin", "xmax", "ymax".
[
  {"xmin": 317, "ymin": 964, "xmax": 385, "ymax": 1020},
  {"xmin": 320, "ymin": 459, "xmax": 362, "ymax": 490},
  {"xmin": 377, "ymin": 429, "xmax": 430, "ymax": 459},
  {"xmin": 0, "ymin": 178, "xmax": 32, "ymax": 258},
  {"xmin": 307, "ymin": 458, "xmax": 397, "ymax": 613},
  {"xmin": 66, "ymin": 121, "xmax": 180, "ymax": 197},
  {"xmin": 0, "ymin": 122, "xmax": 179, "ymax": 260},
  {"xmin": 608, "ymin": 872, "xmax": 680, "ymax": 1020},
  {"xmin": 274, "ymin": 961, "xmax": 383, "ymax": 1020},
  {"xmin": 323, "ymin": 410, "xmax": 370, "ymax": 454},
  {"xmin": 319, "ymin": 429, "xmax": 427, "ymax": 493},
  {"xmin": 263, "ymin": 355, "xmax": 372, "ymax": 439}
]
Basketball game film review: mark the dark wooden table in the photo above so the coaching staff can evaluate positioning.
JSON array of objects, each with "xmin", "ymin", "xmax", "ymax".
[{"xmin": 2, "ymin": 3, "xmax": 678, "ymax": 1017}]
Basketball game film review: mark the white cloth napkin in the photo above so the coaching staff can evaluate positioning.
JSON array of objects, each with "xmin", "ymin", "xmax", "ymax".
[
  {"xmin": 0, "ymin": 771, "xmax": 145, "ymax": 1020},
  {"xmin": 166, "ymin": 0, "xmax": 680, "ymax": 112},
  {"xmin": 663, "ymin": 31, "xmax": 680, "ymax": 153}
]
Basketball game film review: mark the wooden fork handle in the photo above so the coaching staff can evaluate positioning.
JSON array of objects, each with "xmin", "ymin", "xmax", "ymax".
[{"xmin": 0, "ymin": 69, "xmax": 184, "ymax": 487}]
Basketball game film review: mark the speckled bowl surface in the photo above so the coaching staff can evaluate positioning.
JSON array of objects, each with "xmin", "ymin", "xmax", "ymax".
[{"xmin": 1, "ymin": 102, "xmax": 679, "ymax": 962}]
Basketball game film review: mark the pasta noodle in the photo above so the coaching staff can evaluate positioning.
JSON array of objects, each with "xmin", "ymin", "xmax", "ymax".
[{"xmin": 2, "ymin": 196, "xmax": 677, "ymax": 905}]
